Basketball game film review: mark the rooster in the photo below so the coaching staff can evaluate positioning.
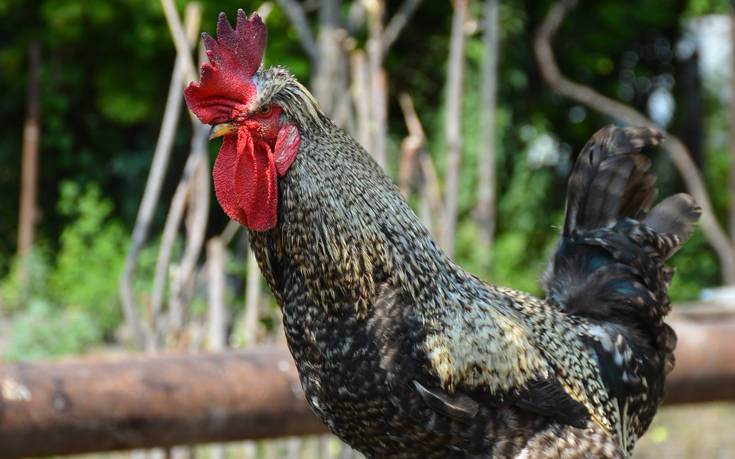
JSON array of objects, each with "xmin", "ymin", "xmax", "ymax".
[{"xmin": 184, "ymin": 11, "xmax": 700, "ymax": 458}]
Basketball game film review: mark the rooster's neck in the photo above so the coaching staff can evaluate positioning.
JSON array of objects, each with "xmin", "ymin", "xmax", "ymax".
[{"xmin": 249, "ymin": 121, "xmax": 463, "ymax": 317}]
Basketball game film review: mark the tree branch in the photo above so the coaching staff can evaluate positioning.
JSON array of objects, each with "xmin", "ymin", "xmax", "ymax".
[
  {"xmin": 419, "ymin": 153, "xmax": 443, "ymax": 237},
  {"xmin": 169, "ymin": 122, "xmax": 211, "ymax": 341},
  {"xmin": 312, "ymin": 0, "xmax": 343, "ymax": 114},
  {"xmin": 243, "ymin": 247, "xmax": 263, "ymax": 346},
  {"xmin": 382, "ymin": 0, "xmax": 422, "ymax": 54},
  {"xmin": 149, "ymin": 148, "xmax": 199, "ymax": 349},
  {"xmin": 120, "ymin": 3, "xmax": 202, "ymax": 348},
  {"xmin": 160, "ymin": 0, "xmax": 199, "ymax": 88},
  {"xmin": 366, "ymin": 0, "xmax": 387, "ymax": 167},
  {"xmin": 398, "ymin": 92, "xmax": 443, "ymax": 235},
  {"xmin": 534, "ymin": 0, "xmax": 735, "ymax": 284},
  {"xmin": 475, "ymin": 0, "xmax": 499, "ymax": 251},
  {"xmin": 351, "ymin": 50, "xmax": 371, "ymax": 149},
  {"xmin": 207, "ymin": 236, "xmax": 227, "ymax": 351},
  {"xmin": 276, "ymin": 0, "xmax": 319, "ymax": 60},
  {"xmin": 398, "ymin": 92, "xmax": 426, "ymax": 195},
  {"xmin": 440, "ymin": 0, "xmax": 469, "ymax": 257}
]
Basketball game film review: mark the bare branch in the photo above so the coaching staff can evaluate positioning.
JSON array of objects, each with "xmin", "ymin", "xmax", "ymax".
[
  {"xmin": 398, "ymin": 92, "xmax": 426, "ymax": 195},
  {"xmin": 475, "ymin": 0, "xmax": 499, "ymax": 250},
  {"xmin": 257, "ymin": 2, "xmax": 274, "ymax": 20},
  {"xmin": 220, "ymin": 219, "xmax": 241, "ymax": 247},
  {"xmin": 534, "ymin": 0, "xmax": 735, "ymax": 284},
  {"xmin": 351, "ymin": 50, "xmax": 371, "ymax": 149},
  {"xmin": 243, "ymin": 247, "xmax": 263, "ymax": 347},
  {"xmin": 312, "ymin": 0, "xmax": 344, "ymax": 115},
  {"xmin": 370, "ymin": 72, "xmax": 388, "ymax": 163},
  {"xmin": 160, "ymin": 0, "xmax": 199, "ymax": 87},
  {"xmin": 149, "ymin": 143, "xmax": 200, "ymax": 350},
  {"xmin": 169, "ymin": 123, "xmax": 211, "ymax": 339},
  {"xmin": 207, "ymin": 237, "xmax": 227, "ymax": 351},
  {"xmin": 366, "ymin": 1, "xmax": 388, "ymax": 167},
  {"xmin": 382, "ymin": 0, "xmax": 422, "ymax": 54},
  {"xmin": 276, "ymin": 0, "xmax": 319, "ymax": 60},
  {"xmin": 345, "ymin": 1, "xmax": 365, "ymax": 35},
  {"xmin": 419, "ymin": 153, "xmax": 443, "ymax": 237},
  {"xmin": 398, "ymin": 136, "xmax": 421, "ymax": 196},
  {"xmin": 440, "ymin": 0, "xmax": 469, "ymax": 257},
  {"xmin": 120, "ymin": 3, "xmax": 202, "ymax": 349}
]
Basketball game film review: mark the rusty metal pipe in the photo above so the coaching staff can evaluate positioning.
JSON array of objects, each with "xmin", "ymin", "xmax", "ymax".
[
  {"xmin": 1, "ymin": 322, "xmax": 734, "ymax": 457},
  {"xmin": 0, "ymin": 346, "xmax": 327, "ymax": 458}
]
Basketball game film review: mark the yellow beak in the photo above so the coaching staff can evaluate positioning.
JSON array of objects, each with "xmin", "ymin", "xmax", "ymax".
[{"xmin": 208, "ymin": 122, "xmax": 237, "ymax": 140}]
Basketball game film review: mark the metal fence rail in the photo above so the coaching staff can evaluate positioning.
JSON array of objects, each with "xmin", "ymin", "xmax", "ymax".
[{"xmin": 0, "ymin": 319, "xmax": 733, "ymax": 458}]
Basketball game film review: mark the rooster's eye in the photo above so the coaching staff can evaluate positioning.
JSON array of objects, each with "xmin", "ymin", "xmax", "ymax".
[{"xmin": 257, "ymin": 104, "xmax": 272, "ymax": 116}]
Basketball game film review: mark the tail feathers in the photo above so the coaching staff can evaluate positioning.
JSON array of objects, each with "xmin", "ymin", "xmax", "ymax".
[
  {"xmin": 545, "ymin": 124, "xmax": 700, "ymax": 365},
  {"xmin": 545, "ymin": 125, "xmax": 699, "ymax": 445},
  {"xmin": 643, "ymin": 193, "xmax": 701, "ymax": 259},
  {"xmin": 562, "ymin": 126, "xmax": 662, "ymax": 237}
]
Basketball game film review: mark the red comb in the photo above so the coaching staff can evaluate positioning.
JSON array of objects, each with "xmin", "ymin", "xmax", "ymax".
[{"xmin": 184, "ymin": 10, "xmax": 266, "ymax": 124}]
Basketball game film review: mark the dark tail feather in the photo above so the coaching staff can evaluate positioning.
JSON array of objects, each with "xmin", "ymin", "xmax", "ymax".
[
  {"xmin": 562, "ymin": 125, "xmax": 662, "ymax": 236},
  {"xmin": 643, "ymin": 193, "xmax": 700, "ymax": 259},
  {"xmin": 545, "ymin": 125, "xmax": 700, "ymax": 372},
  {"xmin": 544, "ymin": 126, "xmax": 700, "ymax": 442}
]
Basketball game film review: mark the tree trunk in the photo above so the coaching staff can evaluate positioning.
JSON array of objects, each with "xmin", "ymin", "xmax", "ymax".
[
  {"xmin": 440, "ymin": 0, "xmax": 469, "ymax": 258},
  {"xmin": 475, "ymin": 0, "xmax": 499, "ymax": 253},
  {"xmin": 18, "ymin": 41, "xmax": 41, "ymax": 258}
]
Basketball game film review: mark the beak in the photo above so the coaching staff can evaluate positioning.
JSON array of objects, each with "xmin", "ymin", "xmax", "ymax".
[{"xmin": 208, "ymin": 122, "xmax": 237, "ymax": 140}]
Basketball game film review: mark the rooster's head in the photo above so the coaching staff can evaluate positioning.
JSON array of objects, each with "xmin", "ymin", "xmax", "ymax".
[{"xmin": 184, "ymin": 10, "xmax": 301, "ymax": 231}]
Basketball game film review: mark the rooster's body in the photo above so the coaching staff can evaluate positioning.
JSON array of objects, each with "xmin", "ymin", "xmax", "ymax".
[{"xmin": 184, "ymin": 11, "xmax": 700, "ymax": 458}]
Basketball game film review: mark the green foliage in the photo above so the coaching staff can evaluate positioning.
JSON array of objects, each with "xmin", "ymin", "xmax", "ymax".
[
  {"xmin": 4, "ymin": 298, "xmax": 102, "ymax": 361},
  {"xmin": 1, "ymin": 182, "xmax": 127, "ymax": 360},
  {"xmin": 489, "ymin": 140, "xmax": 561, "ymax": 295},
  {"xmin": 49, "ymin": 181, "xmax": 127, "ymax": 332},
  {"xmin": 684, "ymin": 0, "xmax": 730, "ymax": 16},
  {"xmin": 0, "ymin": 248, "xmax": 51, "ymax": 314},
  {"xmin": 667, "ymin": 230, "xmax": 720, "ymax": 301}
]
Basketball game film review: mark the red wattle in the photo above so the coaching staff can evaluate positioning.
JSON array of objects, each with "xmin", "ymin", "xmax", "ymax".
[
  {"xmin": 212, "ymin": 128, "xmax": 278, "ymax": 231},
  {"xmin": 274, "ymin": 123, "xmax": 300, "ymax": 177}
]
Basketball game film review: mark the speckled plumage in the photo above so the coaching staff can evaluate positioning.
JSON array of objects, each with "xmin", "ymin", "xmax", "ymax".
[
  {"xmin": 188, "ymin": 11, "xmax": 700, "ymax": 458},
  {"xmin": 246, "ymin": 83, "xmax": 698, "ymax": 456}
]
